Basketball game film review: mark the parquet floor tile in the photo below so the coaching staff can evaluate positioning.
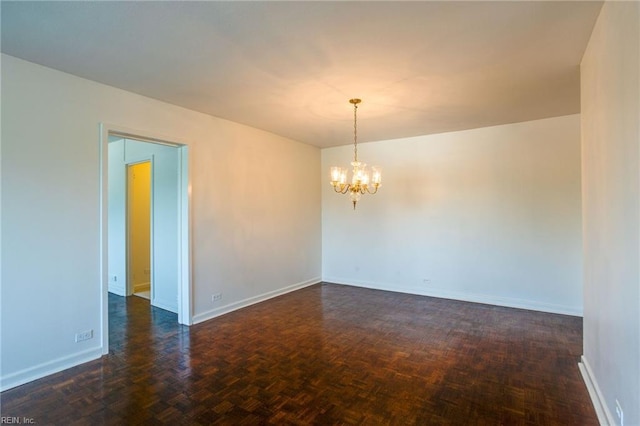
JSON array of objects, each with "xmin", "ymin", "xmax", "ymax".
[{"xmin": 1, "ymin": 283, "xmax": 597, "ymax": 425}]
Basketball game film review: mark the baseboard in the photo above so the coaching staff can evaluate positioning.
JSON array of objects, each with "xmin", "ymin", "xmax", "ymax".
[
  {"xmin": 323, "ymin": 277, "xmax": 583, "ymax": 316},
  {"xmin": 579, "ymin": 355, "xmax": 615, "ymax": 426},
  {"xmin": 0, "ymin": 347, "xmax": 103, "ymax": 392},
  {"xmin": 152, "ymin": 298, "xmax": 178, "ymax": 314},
  {"xmin": 134, "ymin": 282, "xmax": 150, "ymax": 293},
  {"xmin": 108, "ymin": 285, "xmax": 126, "ymax": 297},
  {"xmin": 192, "ymin": 278, "xmax": 321, "ymax": 325}
]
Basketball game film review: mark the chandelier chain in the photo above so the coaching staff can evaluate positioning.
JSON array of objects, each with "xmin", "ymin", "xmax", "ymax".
[{"xmin": 353, "ymin": 102, "xmax": 358, "ymax": 162}]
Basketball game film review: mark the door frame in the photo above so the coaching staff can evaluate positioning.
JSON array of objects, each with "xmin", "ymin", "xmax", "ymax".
[{"xmin": 99, "ymin": 123, "xmax": 192, "ymax": 355}]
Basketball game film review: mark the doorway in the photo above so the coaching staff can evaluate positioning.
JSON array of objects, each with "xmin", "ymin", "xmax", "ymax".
[
  {"xmin": 127, "ymin": 161, "xmax": 152, "ymax": 300},
  {"xmin": 100, "ymin": 124, "xmax": 191, "ymax": 355}
]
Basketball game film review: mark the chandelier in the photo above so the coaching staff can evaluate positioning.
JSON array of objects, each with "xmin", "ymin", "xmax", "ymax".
[{"xmin": 329, "ymin": 98, "xmax": 382, "ymax": 209}]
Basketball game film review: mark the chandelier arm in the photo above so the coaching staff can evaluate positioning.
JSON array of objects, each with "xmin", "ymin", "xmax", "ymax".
[
  {"xmin": 333, "ymin": 184, "xmax": 351, "ymax": 195},
  {"xmin": 364, "ymin": 186, "xmax": 379, "ymax": 195}
]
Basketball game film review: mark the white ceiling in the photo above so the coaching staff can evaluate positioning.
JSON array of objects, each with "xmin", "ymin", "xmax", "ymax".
[{"xmin": 1, "ymin": 1, "xmax": 602, "ymax": 148}]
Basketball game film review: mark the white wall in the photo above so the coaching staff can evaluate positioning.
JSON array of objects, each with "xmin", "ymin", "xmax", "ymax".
[
  {"xmin": 108, "ymin": 137, "xmax": 181, "ymax": 313},
  {"xmin": 580, "ymin": 2, "xmax": 640, "ymax": 425},
  {"xmin": 322, "ymin": 115, "xmax": 583, "ymax": 315},
  {"xmin": 108, "ymin": 138, "xmax": 127, "ymax": 295},
  {"xmin": 0, "ymin": 54, "xmax": 321, "ymax": 390}
]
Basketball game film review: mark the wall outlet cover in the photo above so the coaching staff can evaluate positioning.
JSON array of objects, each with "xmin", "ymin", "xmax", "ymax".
[{"xmin": 75, "ymin": 330, "xmax": 94, "ymax": 343}]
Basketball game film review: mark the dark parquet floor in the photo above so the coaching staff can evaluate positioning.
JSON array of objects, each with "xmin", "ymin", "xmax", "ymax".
[{"xmin": 1, "ymin": 283, "xmax": 598, "ymax": 425}]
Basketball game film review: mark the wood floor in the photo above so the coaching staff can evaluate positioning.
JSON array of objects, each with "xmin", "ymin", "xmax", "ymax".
[{"xmin": 1, "ymin": 283, "xmax": 597, "ymax": 425}]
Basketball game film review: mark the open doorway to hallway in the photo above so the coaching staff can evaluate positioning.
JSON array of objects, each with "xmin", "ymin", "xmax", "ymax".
[
  {"xmin": 107, "ymin": 135, "xmax": 182, "ymax": 312},
  {"xmin": 101, "ymin": 126, "xmax": 191, "ymax": 355},
  {"xmin": 127, "ymin": 161, "xmax": 152, "ymax": 300}
]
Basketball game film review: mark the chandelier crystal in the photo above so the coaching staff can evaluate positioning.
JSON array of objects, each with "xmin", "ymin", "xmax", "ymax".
[{"xmin": 329, "ymin": 98, "xmax": 381, "ymax": 209}]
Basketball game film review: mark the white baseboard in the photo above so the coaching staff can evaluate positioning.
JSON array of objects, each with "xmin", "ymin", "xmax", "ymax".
[
  {"xmin": 323, "ymin": 277, "xmax": 583, "ymax": 316},
  {"xmin": 579, "ymin": 355, "xmax": 615, "ymax": 426},
  {"xmin": 0, "ymin": 347, "xmax": 103, "ymax": 392},
  {"xmin": 192, "ymin": 278, "xmax": 321, "ymax": 325},
  {"xmin": 108, "ymin": 285, "xmax": 126, "ymax": 297},
  {"xmin": 152, "ymin": 298, "xmax": 178, "ymax": 314}
]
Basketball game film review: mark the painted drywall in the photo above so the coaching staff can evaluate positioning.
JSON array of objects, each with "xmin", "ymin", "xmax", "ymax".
[
  {"xmin": 580, "ymin": 2, "xmax": 640, "ymax": 425},
  {"xmin": 322, "ymin": 115, "xmax": 583, "ymax": 315},
  {"xmin": 108, "ymin": 138, "xmax": 180, "ymax": 312},
  {"xmin": 107, "ymin": 139, "xmax": 127, "ymax": 295},
  {"xmin": 0, "ymin": 54, "xmax": 321, "ymax": 390}
]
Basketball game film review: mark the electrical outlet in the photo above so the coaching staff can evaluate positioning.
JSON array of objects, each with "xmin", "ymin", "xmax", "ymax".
[
  {"xmin": 423, "ymin": 278, "xmax": 431, "ymax": 285},
  {"xmin": 75, "ymin": 329, "xmax": 94, "ymax": 343},
  {"xmin": 211, "ymin": 293, "xmax": 223, "ymax": 302},
  {"xmin": 615, "ymin": 399, "xmax": 623, "ymax": 426}
]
